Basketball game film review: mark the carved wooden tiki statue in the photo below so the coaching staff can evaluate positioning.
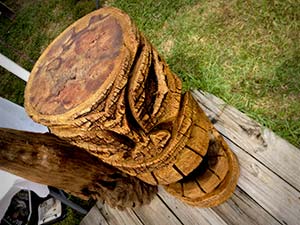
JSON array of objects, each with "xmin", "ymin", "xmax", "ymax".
[{"xmin": 25, "ymin": 7, "xmax": 239, "ymax": 208}]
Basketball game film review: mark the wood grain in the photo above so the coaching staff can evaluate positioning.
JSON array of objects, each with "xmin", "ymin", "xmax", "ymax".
[
  {"xmin": 96, "ymin": 202, "xmax": 143, "ymax": 225},
  {"xmin": 133, "ymin": 195, "xmax": 183, "ymax": 225},
  {"xmin": 158, "ymin": 187, "xmax": 227, "ymax": 225},
  {"xmin": 212, "ymin": 187, "xmax": 281, "ymax": 225},
  {"xmin": 80, "ymin": 206, "xmax": 109, "ymax": 225},
  {"xmin": 24, "ymin": 7, "xmax": 239, "ymax": 207},
  {"xmin": 82, "ymin": 90, "xmax": 300, "ymax": 224},
  {"xmin": 192, "ymin": 90, "xmax": 300, "ymax": 225},
  {"xmin": 226, "ymin": 136, "xmax": 300, "ymax": 224}
]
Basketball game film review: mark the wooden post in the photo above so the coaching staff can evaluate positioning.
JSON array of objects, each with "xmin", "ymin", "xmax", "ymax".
[
  {"xmin": 0, "ymin": 128, "xmax": 157, "ymax": 209},
  {"xmin": 24, "ymin": 7, "xmax": 239, "ymax": 207}
]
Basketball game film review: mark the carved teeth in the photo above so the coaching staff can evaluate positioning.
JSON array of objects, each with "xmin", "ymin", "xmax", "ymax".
[{"xmin": 164, "ymin": 127, "xmax": 239, "ymax": 207}]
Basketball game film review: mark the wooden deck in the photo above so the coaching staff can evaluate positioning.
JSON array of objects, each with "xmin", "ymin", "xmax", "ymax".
[
  {"xmin": 81, "ymin": 90, "xmax": 300, "ymax": 225},
  {"xmin": 1, "ymin": 56, "xmax": 299, "ymax": 225}
]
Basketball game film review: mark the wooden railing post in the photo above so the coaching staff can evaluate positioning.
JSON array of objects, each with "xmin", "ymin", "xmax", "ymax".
[{"xmin": 0, "ymin": 128, "xmax": 157, "ymax": 209}]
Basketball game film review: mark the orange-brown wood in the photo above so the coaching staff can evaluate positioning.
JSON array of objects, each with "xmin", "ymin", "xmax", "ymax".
[
  {"xmin": 24, "ymin": 7, "xmax": 239, "ymax": 208},
  {"xmin": 164, "ymin": 128, "xmax": 239, "ymax": 207}
]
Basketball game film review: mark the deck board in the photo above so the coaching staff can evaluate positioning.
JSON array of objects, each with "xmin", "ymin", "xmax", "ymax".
[
  {"xmin": 192, "ymin": 91, "xmax": 300, "ymax": 191},
  {"xmin": 212, "ymin": 187, "xmax": 281, "ymax": 225},
  {"xmin": 226, "ymin": 135, "xmax": 300, "ymax": 225},
  {"xmin": 95, "ymin": 202, "xmax": 143, "ymax": 225},
  {"xmin": 80, "ymin": 206, "xmax": 109, "ymax": 225},
  {"xmin": 2, "ymin": 61, "xmax": 299, "ymax": 225},
  {"xmin": 132, "ymin": 195, "xmax": 183, "ymax": 225},
  {"xmin": 158, "ymin": 187, "xmax": 227, "ymax": 225},
  {"xmin": 81, "ymin": 90, "xmax": 300, "ymax": 225}
]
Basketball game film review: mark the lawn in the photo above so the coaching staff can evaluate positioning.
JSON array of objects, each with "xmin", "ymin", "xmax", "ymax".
[
  {"xmin": 1, "ymin": 0, "xmax": 298, "ymax": 147},
  {"xmin": 108, "ymin": 0, "xmax": 300, "ymax": 147},
  {"xmin": 0, "ymin": 3, "xmax": 299, "ymax": 146}
]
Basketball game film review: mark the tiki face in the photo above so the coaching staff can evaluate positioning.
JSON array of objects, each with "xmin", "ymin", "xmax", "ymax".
[{"xmin": 25, "ymin": 7, "xmax": 239, "ymax": 207}]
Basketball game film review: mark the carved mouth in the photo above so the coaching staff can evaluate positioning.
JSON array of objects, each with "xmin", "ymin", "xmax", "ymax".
[
  {"xmin": 163, "ymin": 128, "xmax": 240, "ymax": 207},
  {"xmin": 136, "ymin": 92, "xmax": 239, "ymax": 207},
  {"xmin": 135, "ymin": 92, "xmax": 209, "ymax": 182}
]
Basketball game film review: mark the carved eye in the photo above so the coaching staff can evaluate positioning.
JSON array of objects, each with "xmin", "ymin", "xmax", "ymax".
[{"xmin": 128, "ymin": 38, "xmax": 181, "ymax": 133}]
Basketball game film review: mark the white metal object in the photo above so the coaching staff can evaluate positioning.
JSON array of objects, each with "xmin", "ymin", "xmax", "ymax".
[
  {"xmin": 0, "ymin": 53, "xmax": 30, "ymax": 81},
  {"xmin": 0, "ymin": 97, "xmax": 47, "ymax": 132},
  {"xmin": 38, "ymin": 198, "xmax": 62, "ymax": 225},
  {"xmin": 0, "ymin": 171, "xmax": 49, "ymax": 220}
]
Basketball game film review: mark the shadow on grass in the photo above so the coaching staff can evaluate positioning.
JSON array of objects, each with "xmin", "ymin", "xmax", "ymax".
[{"xmin": 275, "ymin": 53, "xmax": 300, "ymax": 95}]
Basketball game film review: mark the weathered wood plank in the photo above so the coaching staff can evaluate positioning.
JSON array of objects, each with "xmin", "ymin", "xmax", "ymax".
[
  {"xmin": 159, "ymin": 185, "xmax": 281, "ymax": 225},
  {"xmin": 87, "ymin": 197, "xmax": 184, "ymax": 225},
  {"xmin": 224, "ymin": 136, "xmax": 300, "ymax": 225},
  {"xmin": 213, "ymin": 187, "xmax": 281, "ymax": 225},
  {"xmin": 80, "ymin": 205, "xmax": 109, "ymax": 225},
  {"xmin": 192, "ymin": 90, "xmax": 300, "ymax": 191},
  {"xmin": 133, "ymin": 195, "xmax": 183, "ymax": 225},
  {"xmin": 5, "ymin": 61, "xmax": 298, "ymax": 225},
  {"xmin": 96, "ymin": 202, "xmax": 143, "ymax": 225},
  {"xmin": 191, "ymin": 91, "xmax": 300, "ymax": 225},
  {"xmin": 158, "ymin": 187, "xmax": 227, "ymax": 225}
]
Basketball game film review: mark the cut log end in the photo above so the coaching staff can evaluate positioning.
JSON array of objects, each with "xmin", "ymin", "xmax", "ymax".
[{"xmin": 25, "ymin": 7, "xmax": 138, "ymax": 119}]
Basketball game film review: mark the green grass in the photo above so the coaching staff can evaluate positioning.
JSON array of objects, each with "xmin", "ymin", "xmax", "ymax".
[
  {"xmin": 0, "ymin": 0, "xmax": 299, "ymax": 149},
  {"xmin": 108, "ymin": 0, "xmax": 300, "ymax": 147}
]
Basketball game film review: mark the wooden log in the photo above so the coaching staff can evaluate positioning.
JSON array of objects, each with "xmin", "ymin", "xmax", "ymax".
[
  {"xmin": 0, "ymin": 128, "xmax": 157, "ymax": 209},
  {"xmin": 24, "ymin": 7, "xmax": 239, "ymax": 207}
]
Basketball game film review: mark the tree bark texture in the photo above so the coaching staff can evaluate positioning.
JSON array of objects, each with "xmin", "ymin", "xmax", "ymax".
[
  {"xmin": 0, "ymin": 128, "xmax": 157, "ymax": 209},
  {"xmin": 23, "ymin": 7, "xmax": 239, "ymax": 207}
]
